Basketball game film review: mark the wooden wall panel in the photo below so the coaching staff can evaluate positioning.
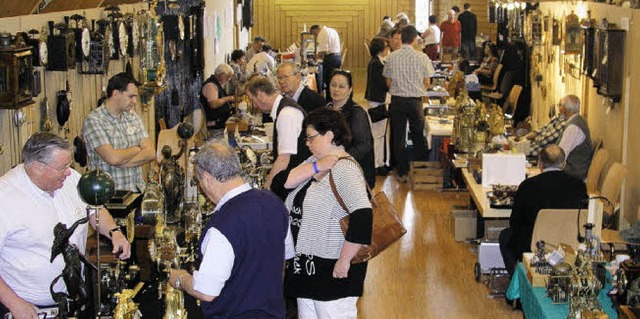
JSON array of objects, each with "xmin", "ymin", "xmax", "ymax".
[
  {"xmin": 0, "ymin": 0, "xmax": 40, "ymax": 18},
  {"xmin": 253, "ymin": 0, "xmax": 414, "ymax": 68},
  {"xmin": 435, "ymin": 0, "xmax": 496, "ymax": 41}
]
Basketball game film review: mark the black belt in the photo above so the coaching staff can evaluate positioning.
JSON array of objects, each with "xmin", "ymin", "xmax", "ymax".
[{"xmin": 325, "ymin": 53, "xmax": 339, "ymax": 56}]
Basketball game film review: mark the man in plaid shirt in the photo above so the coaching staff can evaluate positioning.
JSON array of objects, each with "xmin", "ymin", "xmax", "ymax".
[
  {"xmin": 82, "ymin": 73, "xmax": 156, "ymax": 192},
  {"xmin": 523, "ymin": 115, "xmax": 567, "ymax": 157},
  {"xmin": 383, "ymin": 25, "xmax": 435, "ymax": 182}
]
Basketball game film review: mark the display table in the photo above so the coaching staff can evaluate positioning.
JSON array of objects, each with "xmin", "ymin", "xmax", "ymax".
[
  {"xmin": 424, "ymin": 115, "xmax": 453, "ymax": 162},
  {"xmin": 461, "ymin": 168, "xmax": 512, "ymax": 218},
  {"xmin": 506, "ymin": 263, "xmax": 618, "ymax": 319}
]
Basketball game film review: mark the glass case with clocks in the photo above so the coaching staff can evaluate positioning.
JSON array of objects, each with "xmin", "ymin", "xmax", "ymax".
[{"xmin": 0, "ymin": 39, "xmax": 35, "ymax": 109}]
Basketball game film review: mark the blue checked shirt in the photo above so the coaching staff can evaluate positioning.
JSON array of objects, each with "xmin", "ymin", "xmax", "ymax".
[
  {"xmin": 383, "ymin": 44, "xmax": 435, "ymax": 97},
  {"xmin": 82, "ymin": 105, "xmax": 149, "ymax": 191},
  {"xmin": 530, "ymin": 115, "xmax": 567, "ymax": 156}
]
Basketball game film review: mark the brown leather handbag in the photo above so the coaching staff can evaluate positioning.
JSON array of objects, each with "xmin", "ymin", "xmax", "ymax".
[{"xmin": 329, "ymin": 158, "xmax": 407, "ymax": 264}]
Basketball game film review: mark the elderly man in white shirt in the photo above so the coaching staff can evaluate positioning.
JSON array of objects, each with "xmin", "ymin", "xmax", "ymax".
[
  {"xmin": 310, "ymin": 24, "xmax": 342, "ymax": 100},
  {"xmin": 247, "ymin": 44, "xmax": 276, "ymax": 75},
  {"xmin": 0, "ymin": 132, "xmax": 130, "ymax": 318},
  {"xmin": 557, "ymin": 94, "xmax": 593, "ymax": 181}
]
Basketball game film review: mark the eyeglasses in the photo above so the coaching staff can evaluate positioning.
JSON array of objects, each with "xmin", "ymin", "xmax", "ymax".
[
  {"xmin": 42, "ymin": 161, "xmax": 72, "ymax": 173},
  {"xmin": 305, "ymin": 133, "xmax": 321, "ymax": 143}
]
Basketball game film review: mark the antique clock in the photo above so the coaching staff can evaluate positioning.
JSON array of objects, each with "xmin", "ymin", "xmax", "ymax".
[
  {"xmin": 189, "ymin": 3, "xmax": 205, "ymax": 75},
  {"xmin": 46, "ymin": 21, "xmax": 76, "ymax": 71},
  {"xmin": 70, "ymin": 14, "xmax": 89, "ymax": 62},
  {"xmin": 564, "ymin": 11, "xmax": 582, "ymax": 54},
  {"xmin": 126, "ymin": 13, "xmax": 139, "ymax": 57},
  {"xmin": 24, "ymin": 29, "xmax": 48, "ymax": 67},
  {"xmin": 594, "ymin": 20, "xmax": 625, "ymax": 102},
  {"xmin": 118, "ymin": 21, "xmax": 128, "ymax": 58},
  {"xmin": 0, "ymin": 34, "xmax": 35, "ymax": 109},
  {"xmin": 80, "ymin": 20, "xmax": 109, "ymax": 74},
  {"xmin": 139, "ymin": 2, "xmax": 166, "ymax": 88}
]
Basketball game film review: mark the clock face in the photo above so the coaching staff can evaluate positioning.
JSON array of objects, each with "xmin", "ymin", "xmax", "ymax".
[
  {"xmin": 39, "ymin": 41, "xmax": 48, "ymax": 65},
  {"xmin": 118, "ymin": 22, "xmax": 128, "ymax": 57},
  {"xmin": 106, "ymin": 27, "xmax": 115, "ymax": 56},
  {"xmin": 81, "ymin": 28, "xmax": 91, "ymax": 57},
  {"xmin": 132, "ymin": 20, "xmax": 139, "ymax": 52}
]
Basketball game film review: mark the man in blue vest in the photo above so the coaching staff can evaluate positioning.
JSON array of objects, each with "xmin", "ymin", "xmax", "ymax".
[{"xmin": 169, "ymin": 142, "xmax": 292, "ymax": 318}]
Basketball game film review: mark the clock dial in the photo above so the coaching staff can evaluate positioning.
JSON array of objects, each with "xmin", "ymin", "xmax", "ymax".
[
  {"xmin": 132, "ymin": 19, "xmax": 139, "ymax": 52},
  {"xmin": 81, "ymin": 28, "xmax": 91, "ymax": 57},
  {"xmin": 118, "ymin": 22, "xmax": 128, "ymax": 57},
  {"xmin": 39, "ymin": 41, "xmax": 48, "ymax": 65}
]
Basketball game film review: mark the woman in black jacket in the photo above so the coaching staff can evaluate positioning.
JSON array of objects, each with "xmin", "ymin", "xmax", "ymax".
[
  {"xmin": 328, "ymin": 69, "xmax": 375, "ymax": 188},
  {"xmin": 365, "ymin": 38, "xmax": 390, "ymax": 175}
]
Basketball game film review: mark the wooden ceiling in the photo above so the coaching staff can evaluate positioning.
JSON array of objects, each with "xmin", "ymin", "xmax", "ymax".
[{"xmin": 0, "ymin": 0, "xmax": 143, "ymax": 18}]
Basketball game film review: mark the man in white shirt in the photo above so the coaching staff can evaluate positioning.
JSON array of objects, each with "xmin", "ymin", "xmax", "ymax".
[
  {"xmin": 276, "ymin": 62, "xmax": 326, "ymax": 114},
  {"xmin": 310, "ymin": 25, "xmax": 342, "ymax": 99},
  {"xmin": 245, "ymin": 76, "xmax": 309, "ymax": 195},
  {"xmin": 0, "ymin": 132, "xmax": 130, "ymax": 318},
  {"xmin": 245, "ymin": 36, "xmax": 266, "ymax": 62},
  {"xmin": 168, "ymin": 142, "xmax": 293, "ymax": 318},
  {"xmin": 421, "ymin": 15, "xmax": 441, "ymax": 61},
  {"xmin": 558, "ymin": 95, "xmax": 593, "ymax": 180},
  {"xmin": 247, "ymin": 44, "xmax": 275, "ymax": 75}
]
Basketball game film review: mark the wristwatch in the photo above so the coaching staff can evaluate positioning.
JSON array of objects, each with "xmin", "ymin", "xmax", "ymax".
[{"xmin": 109, "ymin": 227, "xmax": 122, "ymax": 238}]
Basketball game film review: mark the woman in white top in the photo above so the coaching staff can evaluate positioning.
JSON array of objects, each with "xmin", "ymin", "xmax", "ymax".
[{"xmin": 421, "ymin": 15, "xmax": 441, "ymax": 61}]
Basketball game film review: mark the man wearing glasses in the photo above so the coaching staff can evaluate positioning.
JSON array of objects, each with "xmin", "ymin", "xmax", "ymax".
[
  {"xmin": 276, "ymin": 62, "xmax": 326, "ymax": 114},
  {"xmin": 245, "ymin": 76, "xmax": 309, "ymax": 197},
  {"xmin": 82, "ymin": 72, "xmax": 156, "ymax": 192},
  {"xmin": 0, "ymin": 132, "xmax": 131, "ymax": 318}
]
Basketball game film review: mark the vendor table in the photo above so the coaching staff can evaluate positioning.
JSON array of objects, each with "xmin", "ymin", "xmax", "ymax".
[
  {"xmin": 424, "ymin": 115, "xmax": 453, "ymax": 162},
  {"xmin": 506, "ymin": 263, "xmax": 618, "ymax": 319},
  {"xmin": 461, "ymin": 168, "xmax": 512, "ymax": 218}
]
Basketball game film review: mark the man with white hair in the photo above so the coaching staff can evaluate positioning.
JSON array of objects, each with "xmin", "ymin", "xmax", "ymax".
[
  {"xmin": 200, "ymin": 63, "xmax": 235, "ymax": 138},
  {"xmin": 440, "ymin": 9, "xmax": 462, "ymax": 58},
  {"xmin": 558, "ymin": 94, "xmax": 593, "ymax": 181}
]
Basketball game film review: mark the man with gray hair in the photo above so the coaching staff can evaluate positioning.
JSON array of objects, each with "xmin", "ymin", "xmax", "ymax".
[
  {"xmin": 0, "ymin": 132, "xmax": 130, "ymax": 318},
  {"xmin": 499, "ymin": 144, "xmax": 587, "ymax": 276},
  {"xmin": 276, "ymin": 62, "xmax": 326, "ymax": 114},
  {"xmin": 168, "ymin": 142, "xmax": 292, "ymax": 318},
  {"xmin": 558, "ymin": 94, "xmax": 593, "ymax": 180},
  {"xmin": 200, "ymin": 63, "xmax": 235, "ymax": 138}
]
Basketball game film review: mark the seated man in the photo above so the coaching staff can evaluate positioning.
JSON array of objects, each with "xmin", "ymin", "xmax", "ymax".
[
  {"xmin": 558, "ymin": 94, "xmax": 593, "ymax": 181},
  {"xmin": 82, "ymin": 72, "xmax": 156, "ymax": 192},
  {"xmin": 0, "ymin": 132, "xmax": 130, "ymax": 318},
  {"xmin": 519, "ymin": 114, "xmax": 567, "ymax": 157},
  {"xmin": 499, "ymin": 145, "xmax": 587, "ymax": 276},
  {"xmin": 276, "ymin": 62, "xmax": 326, "ymax": 114}
]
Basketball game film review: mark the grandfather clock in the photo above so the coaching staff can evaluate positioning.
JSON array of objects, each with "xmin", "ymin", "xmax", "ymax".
[{"xmin": 0, "ymin": 33, "xmax": 35, "ymax": 109}]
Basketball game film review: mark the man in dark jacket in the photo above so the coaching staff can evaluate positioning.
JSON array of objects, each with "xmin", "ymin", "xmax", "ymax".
[
  {"xmin": 499, "ymin": 145, "xmax": 587, "ymax": 276},
  {"xmin": 276, "ymin": 62, "xmax": 326, "ymax": 114},
  {"xmin": 458, "ymin": 3, "xmax": 477, "ymax": 60}
]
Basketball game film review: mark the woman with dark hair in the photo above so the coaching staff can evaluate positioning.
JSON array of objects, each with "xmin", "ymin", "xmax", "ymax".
[
  {"xmin": 473, "ymin": 42, "xmax": 500, "ymax": 85},
  {"xmin": 283, "ymin": 108, "xmax": 372, "ymax": 319},
  {"xmin": 365, "ymin": 38, "xmax": 390, "ymax": 176},
  {"xmin": 328, "ymin": 69, "xmax": 375, "ymax": 188},
  {"xmin": 228, "ymin": 49, "xmax": 250, "ymax": 93}
]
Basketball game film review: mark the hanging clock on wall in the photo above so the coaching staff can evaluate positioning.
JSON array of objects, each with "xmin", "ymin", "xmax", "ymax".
[
  {"xmin": 118, "ymin": 21, "xmax": 128, "ymax": 58},
  {"xmin": 189, "ymin": 4, "xmax": 205, "ymax": 75},
  {"xmin": 81, "ymin": 27, "xmax": 91, "ymax": 58},
  {"xmin": 0, "ymin": 35, "xmax": 36, "ymax": 109},
  {"xmin": 47, "ymin": 21, "xmax": 76, "ymax": 71},
  {"xmin": 80, "ymin": 20, "xmax": 109, "ymax": 74},
  {"xmin": 127, "ymin": 14, "xmax": 139, "ymax": 57}
]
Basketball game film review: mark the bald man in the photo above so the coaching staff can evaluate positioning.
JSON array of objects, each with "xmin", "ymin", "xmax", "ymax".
[{"xmin": 499, "ymin": 145, "xmax": 587, "ymax": 276}]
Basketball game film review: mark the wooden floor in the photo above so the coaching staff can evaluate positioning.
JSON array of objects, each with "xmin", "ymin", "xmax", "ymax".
[
  {"xmin": 346, "ymin": 68, "xmax": 522, "ymax": 318},
  {"xmin": 357, "ymin": 176, "xmax": 523, "ymax": 319}
]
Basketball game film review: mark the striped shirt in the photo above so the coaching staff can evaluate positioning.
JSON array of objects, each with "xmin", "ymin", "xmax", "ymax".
[
  {"xmin": 383, "ymin": 44, "xmax": 435, "ymax": 97},
  {"xmin": 82, "ymin": 104, "xmax": 149, "ymax": 191},
  {"xmin": 285, "ymin": 157, "xmax": 371, "ymax": 259}
]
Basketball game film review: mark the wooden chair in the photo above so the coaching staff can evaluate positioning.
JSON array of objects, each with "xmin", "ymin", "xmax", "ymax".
[
  {"xmin": 600, "ymin": 162, "xmax": 627, "ymax": 216},
  {"xmin": 479, "ymin": 64, "xmax": 503, "ymax": 92},
  {"xmin": 503, "ymin": 84, "xmax": 522, "ymax": 119},
  {"xmin": 482, "ymin": 71, "xmax": 515, "ymax": 104},
  {"xmin": 586, "ymin": 148, "xmax": 610, "ymax": 195},
  {"xmin": 530, "ymin": 209, "xmax": 587, "ymax": 252}
]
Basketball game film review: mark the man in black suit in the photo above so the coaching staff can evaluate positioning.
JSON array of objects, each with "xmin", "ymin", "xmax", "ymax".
[
  {"xmin": 276, "ymin": 62, "xmax": 326, "ymax": 114},
  {"xmin": 458, "ymin": 3, "xmax": 478, "ymax": 60},
  {"xmin": 245, "ymin": 76, "xmax": 309, "ymax": 195},
  {"xmin": 499, "ymin": 145, "xmax": 587, "ymax": 276}
]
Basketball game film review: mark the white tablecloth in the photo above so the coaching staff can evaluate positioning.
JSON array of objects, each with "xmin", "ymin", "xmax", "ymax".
[{"xmin": 425, "ymin": 116, "xmax": 454, "ymax": 149}]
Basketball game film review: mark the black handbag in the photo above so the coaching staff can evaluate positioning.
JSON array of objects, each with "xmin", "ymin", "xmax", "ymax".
[{"xmin": 367, "ymin": 104, "xmax": 389, "ymax": 123}]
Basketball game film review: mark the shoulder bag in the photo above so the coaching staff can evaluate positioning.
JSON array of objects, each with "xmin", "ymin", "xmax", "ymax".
[
  {"xmin": 329, "ymin": 157, "xmax": 407, "ymax": 263},
  {"xmin": 367, "ymin": 104, "xmax": 389, "ymax": 123}
]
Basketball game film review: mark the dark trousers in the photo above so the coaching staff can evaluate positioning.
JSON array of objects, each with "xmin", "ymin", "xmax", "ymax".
[
  {"xmin": 322, "ymin": 53, "xmax": 342, "ymax": 100},
  {"xmin": 461, "ymin": 39, "xmax": 476, "ymax": 60},
  {"xmin": 389, "ymin": 96, "xmax": 428, "ymax": 176},
  {"xmin": 498, "ymin": 227, "xmax": 519, "ymax": 277}
]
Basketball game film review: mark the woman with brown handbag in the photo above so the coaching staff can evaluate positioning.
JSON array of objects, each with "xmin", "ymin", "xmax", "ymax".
[{"xmin": 282, "ymin": 108, "xmax": 373, "ymax": 319}]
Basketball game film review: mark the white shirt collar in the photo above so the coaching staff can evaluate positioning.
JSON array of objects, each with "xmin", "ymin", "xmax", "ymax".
[
  {"xmin": 542, "ymin": 167, "xmax": 563, "ymax": 173},
  {"xmin": 292, "ymin": 83, "xmax": 305, "ymax": 102},
  {"xmin": 270, "ymin": 94, "xmax": 284, "ymax": 120},
  {"xmin": 214, "ymin": 183, "xmax": 253, "ymax": 212}
]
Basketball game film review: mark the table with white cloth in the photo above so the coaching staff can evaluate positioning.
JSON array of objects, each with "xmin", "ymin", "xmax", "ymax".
[{"xmin": 424, "ymin": 115, "xmax": 453, "ymax": 162}]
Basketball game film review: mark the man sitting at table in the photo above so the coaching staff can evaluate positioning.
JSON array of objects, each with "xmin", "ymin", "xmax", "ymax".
[
  {"xmin": 558, "ymin": 94, "xmax": 593, "ymax": 181},
  {"xmin": 499, "ymin": 145, "xmax": 587, "ymax": 277}
]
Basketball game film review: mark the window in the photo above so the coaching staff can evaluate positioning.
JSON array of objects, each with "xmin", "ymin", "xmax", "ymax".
[{"xmin": 415, "ymin": 0, "xmax": 432, "ymax": 32}]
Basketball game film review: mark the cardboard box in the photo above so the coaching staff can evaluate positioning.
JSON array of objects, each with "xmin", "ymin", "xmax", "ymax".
[
  {"xmin": 452, "ymin": 209, "xmax": 477, "ymax": 241},
  {"xmin": 523, "ymin": 253, "xmax": 550, "ymax": 287}
]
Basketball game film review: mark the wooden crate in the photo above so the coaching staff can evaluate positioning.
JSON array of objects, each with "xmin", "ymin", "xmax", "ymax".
[{"xmin": 410, "ymin": 161, "xmax": 443, "ymax": 190}]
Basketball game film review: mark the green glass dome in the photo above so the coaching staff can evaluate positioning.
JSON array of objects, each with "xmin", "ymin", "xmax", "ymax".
[{"xmin": 77, "ymin": 169, "xmax": 115, "ymax": 205}]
